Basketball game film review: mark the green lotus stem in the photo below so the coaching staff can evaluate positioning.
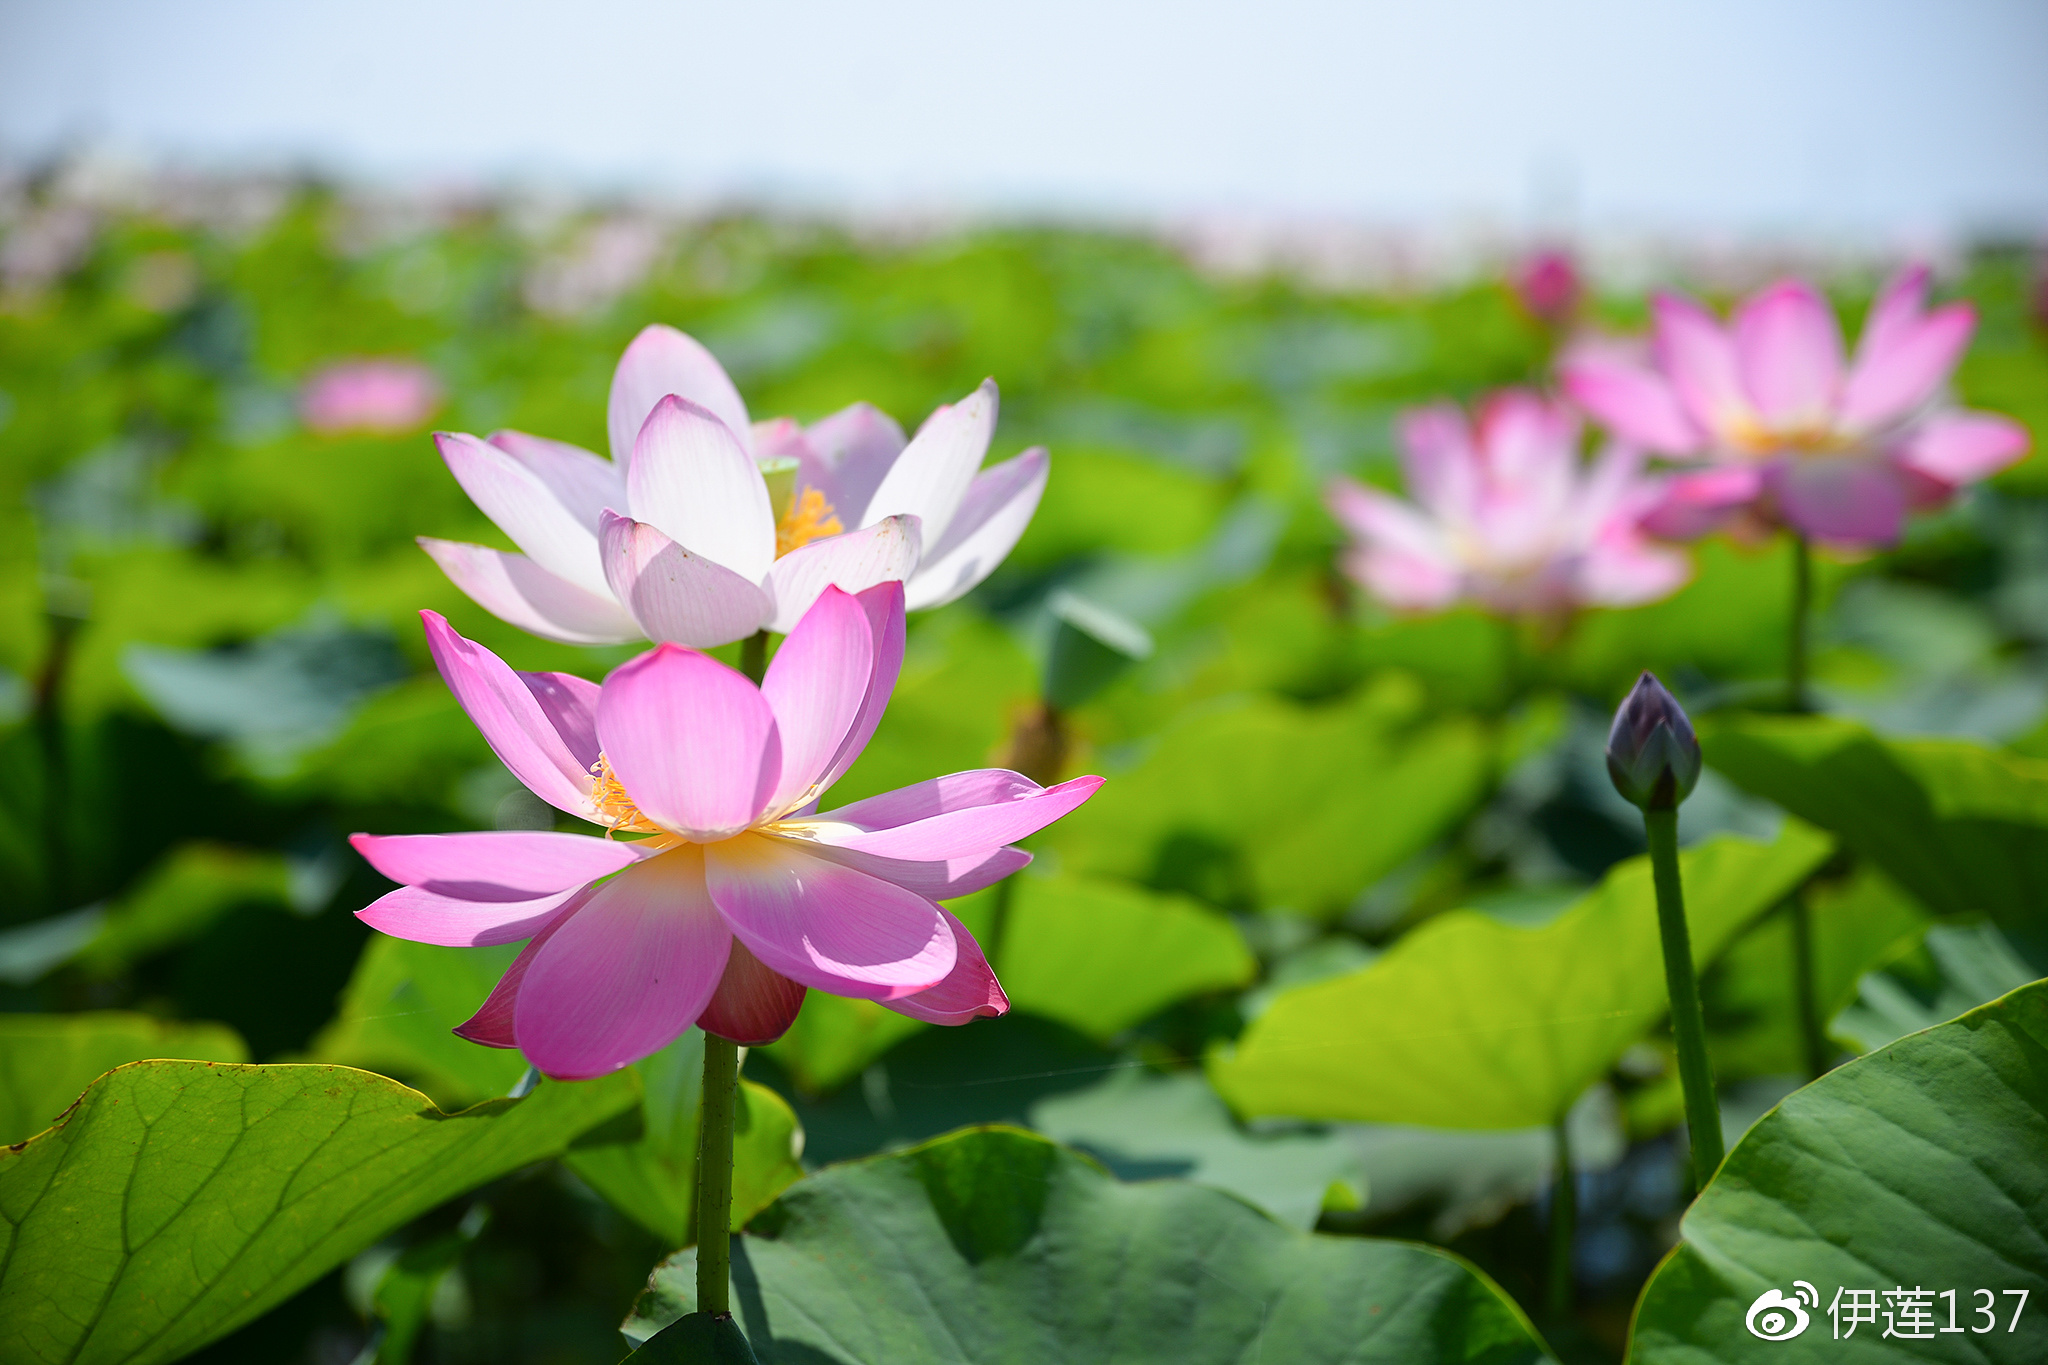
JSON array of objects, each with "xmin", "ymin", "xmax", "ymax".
[
  {"xmin": 695, "ymin": 1032, "xmax": 740, "ymax": 1316},
  {"xmin": 1547, "ymin": 1112, "xmax": 1575, "ymax": 1319},
  {"xmin": 1789, "ymin": 892, "xmax": 1829, "ymax": 1081},
  {"xmin": 1644, "ymin": 807, "xmax": 1724, "ymax": 1190},
  {"xmin": 1787, "ymin": 535, "xmax": 1812, "ymax": 713}
]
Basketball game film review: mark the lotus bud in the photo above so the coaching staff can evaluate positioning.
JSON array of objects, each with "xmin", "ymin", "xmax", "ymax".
[{"xmin": 1606, "ymin": 671, "xmax": 1700, "ymax": 812}]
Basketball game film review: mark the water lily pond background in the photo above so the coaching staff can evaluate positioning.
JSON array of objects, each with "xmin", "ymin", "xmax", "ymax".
[{"xmin": 3, "ymin": 179, "xmax": 2048, "ymax": 1364}]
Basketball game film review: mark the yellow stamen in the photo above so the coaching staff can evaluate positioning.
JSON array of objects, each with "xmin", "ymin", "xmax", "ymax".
[
  {"xmin": 776, "ymin": 486, "xmax": 844, "ymax": 558},
  {"xmin": 588, "ymin": 752, "xmax": 662, "ymax": 835}
]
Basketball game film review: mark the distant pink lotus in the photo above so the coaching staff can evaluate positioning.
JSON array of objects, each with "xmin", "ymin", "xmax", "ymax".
[
  {"xmin": 1561, "ymin": 268, "xmax": 2030, "ymax": 548},
  {"xmin": 421, "ymin": 324, "xmax": 1048, "ymax": 648},
  {"xmin": 351, "ymin": 582, "xmax": 1101, "ymax": 1080},
  {"xmin": 1326, "ymin": 389, "xmax": 1689, "ymax": 616},
  {"xmin": 301, "ymin": 359, "xmax": 442, "ymax": 434},
  {"xmin": 1513, "ymin": 249, "xmax": 1581, "ymax": 328}
]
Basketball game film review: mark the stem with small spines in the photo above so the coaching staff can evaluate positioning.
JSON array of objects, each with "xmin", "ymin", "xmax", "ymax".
[{"xmin": 1644, "ymin": 807, "xmax": 1725, "ymax": 1192}]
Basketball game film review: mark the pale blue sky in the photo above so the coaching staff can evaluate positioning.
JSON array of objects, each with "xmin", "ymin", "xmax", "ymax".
[{"xmin": 1, "ymin": 0, "xmax": 2044, "ymax": 240}]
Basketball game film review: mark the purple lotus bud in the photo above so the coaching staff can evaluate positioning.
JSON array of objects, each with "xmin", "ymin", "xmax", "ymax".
[{"xmin": 1606, "ymin": 671, "xmax": 1700, "ymax": 811}]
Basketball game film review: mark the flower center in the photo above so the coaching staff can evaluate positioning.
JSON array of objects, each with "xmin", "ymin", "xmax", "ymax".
[
  {"xmin": 588, "ymin": 752, "xmax": 663, "ymax": 835},
  {"xmin": 776, "ymin": 485, "xmax": 844, "ymax": 558}
]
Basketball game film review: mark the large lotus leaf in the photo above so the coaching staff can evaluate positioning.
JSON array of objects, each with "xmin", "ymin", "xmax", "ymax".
[
  {"xmin": 622, "ymin": 1126, "xmax": 1552, "ymax": 1364},
  {"xmin": 1210, "ymin": 822, "xmax": 1833, "ymax": 1128},
  {"xmin": 1040, "ymin": 675, "xmax": 1491, "ymax": 917},
  {"xmin": 565, "ymin": 1030, "xmax": 805, "ymax": 1247},
  {"xmin": 1833, "ymin": 920, "xmax": 2042, "ymax": 1055},
  {"xmin": 1629, "ymin": 979, "xmax": 2048, "ymax": 1362},
  {"xmin": 1027, "ymin": 1069, "xmax": 1362, "ymax": 1228},
  {"xmin": 1000, "ymin": 872, "xmax": 1255, "ymax": 1040},
  {"xmin": 0, "ymin": 1060, "xmax": 637, "ymax": 1365},
  {"xmin": 0, "ymin": 1012, "xmax": 247, "ymax": 1145},
  {"xmin": 1706, "ymin": 713, "xmax": 2048, "ymax": 957}
]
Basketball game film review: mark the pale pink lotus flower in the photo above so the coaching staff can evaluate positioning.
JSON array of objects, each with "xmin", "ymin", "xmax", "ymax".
[
  {"xmin": 301, "ymin": 359, "xmax": 443, "ymax": 434},
  {"xmin": 350, "ymin": 582, "xmax": 1101, "ymax": 1080},
  {"xmin": 1560, "ymin": 267, "xmax": 2030, "ymax": 549},
  {"xmin": 1325, "ymin": 389, "xmax": 1689, "ymax": 616},
  {"xmin": 420, "ymin": 324, "xmax": 1049, "ymax": 647}
]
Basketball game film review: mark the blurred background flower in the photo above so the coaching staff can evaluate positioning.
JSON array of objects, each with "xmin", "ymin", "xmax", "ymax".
[{"xmin": 300, "ymin": 358, "xmax": 442, "ymax": 435}]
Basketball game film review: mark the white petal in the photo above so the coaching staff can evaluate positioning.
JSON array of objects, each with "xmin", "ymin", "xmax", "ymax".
[
  {"xmin": 607, "ymin": 323, "xmax": 751, "ymax": 466},
  {"xmin": 626, "ymin": 396, "xmax": 777, "ymax": 586},
  {"xmin": 596, "ymin": 512, "xmax": 773, "ymax": 648},
  {"xmin": 857, "ymin": 379, "xmax": 996, "ymax": 544},
  {"xmin": 435, "ymin": 432, "xmax": 611, "ymax": 597},
  {"xmin": 418, "ymin": 538, "xmax": 642, "ymax": 645},
  {"xmin": 487, "ymin": 429, "xmax": 625, "ymax": 529},
  {"xmin": 765, "ymin": 515, "xmax": 922, "ymax": 634},
  {"xmin": 903, "ymin": 448, "xmax": 1046, "ymax": 610}
]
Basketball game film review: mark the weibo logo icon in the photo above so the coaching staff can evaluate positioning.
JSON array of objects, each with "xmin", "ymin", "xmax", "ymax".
[{"xmin": 1745, "ymin": 1282, "xmax": 1819, "ymax": 1340}]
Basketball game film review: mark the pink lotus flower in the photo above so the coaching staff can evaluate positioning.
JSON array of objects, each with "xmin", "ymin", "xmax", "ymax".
[
  {"xmin": 350, "ymin": 582, "xmax": 1101, "ymax": 1079},
  {"xmin": 1325, "ymin": 389, "xmax": 1689, "ymax": 616},
  {"xmin": 1560, "ymin": 268, "xmax": 2030, "ymax": 548},
  {"xmin": 1512, "ymin": 248, "xmax": 1581, "ymax": 328},
  {"xmin": 421, "ymin": 325, "xmax": 1048, "ymax": 647},
  {"xmin": 301, "ymin": 359, "xmax": 443, "ymax": 434}
]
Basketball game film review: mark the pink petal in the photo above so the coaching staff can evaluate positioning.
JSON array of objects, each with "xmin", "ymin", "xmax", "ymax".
[
  {"xmin": 434, "ymin": 432, "xmax": 611, "ymax": 597},
  {"xmin": 704, "ymin": 833, "xmax": 955, "ymax": 1000},
  {"xmin": 902, "ymin": 447, "xmax": 1048, "ymax": 611},
  {"xmin": 597, "ymin": 511, "xmax": 773, "ymax": 648},
  {"xmin": 418, "ymin": 538, "xmax": 642, "ymax": 645},
  {"xmin": 1638, "ymin": 465, "xmax": 1764, "ymax": 541},
  {"xmin": 814, "ymin": 772, "xmax": 1104, "ymax": 861},
  {"xmin": 858, "ymin": 380, "xmax": 996, "ymax": 544},
  {"xmin": 1733, "ymin": 280, "xmax": 1845, "ymax": 430},
  {"xmin": 514, "ymin": 848, "xmax": 735, "ymax": 1079},
  {"xmin": 1840, "ymin": 269, "xmax": 1976, "ymax": 430},
  {"xmin": 760, "ymin": 586, "xmax": 875, "ymax": 816},
  {"xmin": 1560, "ymin": 342, "xmax": 1702, "ymax": 455},
  {"xmin": 880, "ymin": 908, "xmax": 1008, "ymax": 1026},
  {"xmin": 811, "ymin": 581, "xmax": 908, "ymax": 797},
  {"xmin": 1474, "ymin": 389, "xmax": 1578, "ymax": 486},
  {"xmin": 1765, "ymin": 457, "xmax": 1908, "ymax": 548},
  {"xmin": 608, "ymin": 324, "xmax": 750, "ymax": 467},
  {"xmin": 1572, "ymin": 535, "xmax": 1693, "ymax": 607},
  {"xmin": 751, "ymin": 416, "xmax": 811, "ymax": 462},
  {"xmin": 799, "ymin": 842, "xmax": 1031, "ymax": 901},
  {"xmin": 763, "ymin": 515, "xmax": 921, "ymax": 635},
  {"xmin": 454, "ymin": 894, "xmax": 588, "ymax": 1048},
  {"xmin": 1653, "ymin": 292, "xmax": 1754, "ymax": 442},
  {"xmin": 349, "ymin": 830, "xmax": 639, "ymax": 899},
  {"xmin": 596, "ymin": 643, "xmax": 782, "ymax": 839},
  {"xmin": 627, "ymin": 396, "xmax": 777, "ymax": 585},
  {"xmin": 1325, "ymin": 479, "xmax": 1460, "ymax": 609},
  {"xmin": 1895, "ymin": 412, "xmax": 2031, "ymax": 486},
  {"xmin": 1345, "ymin": 546, "xmax": 1462, "ymax": 611},
  {"xmin": 421, "ymin": 610, "xmax": 601, "ymax": 818},
  {"xmin": 802, "ymin": 401, "xmax": 908, "ymax": 525},
  {"xmin": 486, "ymin": 429, "xmax": 625, "ymax": 529},
  {"xmin": 357, "ymin": 884, "xmax": 584, "ymax": 948},
  {"xmin": 695, "ymin": 939, "xmax": 807, "ymax": 1046},
  {"xmin": 1395, "ymin": 404, "xmax": 1479, "ymax": 521}
]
